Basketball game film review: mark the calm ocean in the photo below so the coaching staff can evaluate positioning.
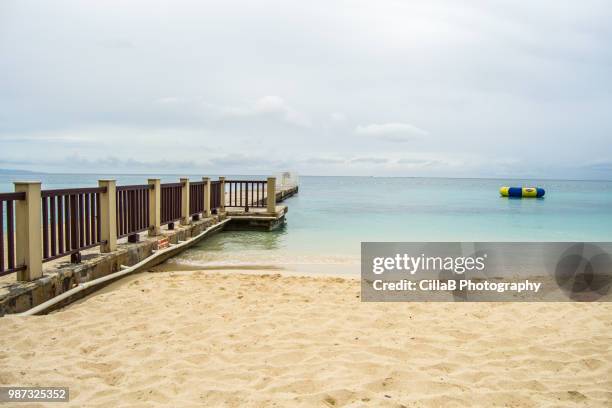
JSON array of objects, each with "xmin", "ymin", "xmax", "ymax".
[{"xmin": 2, "ymin": 174, "xmax": 611, "ymax": 271}]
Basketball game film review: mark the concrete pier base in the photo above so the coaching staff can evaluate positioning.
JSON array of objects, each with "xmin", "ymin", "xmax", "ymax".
[
  {"xmin": 0, "ymin": 214, "xmax": 228, "ymax": 315},
  {"xmin": 224, "ymin": 205, "xmax": 288, "ymax": 231}
]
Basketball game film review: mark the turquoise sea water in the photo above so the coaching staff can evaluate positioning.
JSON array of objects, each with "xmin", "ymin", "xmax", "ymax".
[{"xmin": 2, "ymin": 174, "xmax": 612, "ymax": 270}]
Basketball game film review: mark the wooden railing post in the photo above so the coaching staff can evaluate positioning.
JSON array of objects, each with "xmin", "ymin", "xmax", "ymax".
[
  {"xmin": 267, "ymin": 177, "xmax": 276, "ymax": 214},
  {"xmin": 203, "ymin": 177, "xmax": 211, "ymax": 217},
  {"xmin": 180, "ymin": 178, "xmax": 190, "ymax": 225},
  {"xmin": 218, "ymin": 176, "xmax": 226, "ymax": 212},
  {"xmin": 148, "ymin": 179, "xmax": 161, "ymax": 236},
  {"xmin": 14, "ymin": 181, "xmax": 42, "ymax": 281},
  {"xmin": 98, "ymin": 180, "xmax": 117, "ymax": 253}
]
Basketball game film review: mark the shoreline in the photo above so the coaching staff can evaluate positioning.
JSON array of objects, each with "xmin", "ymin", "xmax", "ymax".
[{"xmin": 153, "ymin": 259, "xmax": 361, "ymax": 279}]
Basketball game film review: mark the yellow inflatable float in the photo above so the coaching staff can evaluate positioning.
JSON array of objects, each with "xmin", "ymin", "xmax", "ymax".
[{"xmin": 500, "ymin": 186, "xmax": 545, "ymax": 198}]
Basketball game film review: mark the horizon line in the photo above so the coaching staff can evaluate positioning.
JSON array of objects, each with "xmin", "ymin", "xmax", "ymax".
[{"xmin": 0, "ymin": 168, "xmax": 610, "ymax": 183}]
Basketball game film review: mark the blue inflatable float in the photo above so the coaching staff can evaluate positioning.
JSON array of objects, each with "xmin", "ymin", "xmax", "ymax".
[{"xmin": 500, "ymin": 186, "xmax": 545, "ymax": 198}]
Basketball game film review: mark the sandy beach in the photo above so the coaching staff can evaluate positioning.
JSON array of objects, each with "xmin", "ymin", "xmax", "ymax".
[{"xmin": 1, "ymin": 269, "xmax": 611, "ymax": 407}]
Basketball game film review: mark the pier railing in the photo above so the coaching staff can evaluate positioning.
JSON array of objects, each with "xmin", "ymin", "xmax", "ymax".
[
  {"xmin": 116, "ymin": 184, "xmax": 152, "ymax": 242},
  {"xmin": 0, "ymin": 175, "xmax": 278, "ymax": 281},
  {"xmin": 210, "ymin": 180, "xmax": 222, "ymax": 213},
  {"xmin": 160, "ymin": 182, "xmax": 183, "ymax": 229},
  {"xmin": 225, "ymin": 180, "xmax": 267, "ymax": 210},
  {"xmin": 189, "ymin": 181, "xmax": 205, "ymax": 220},
  {"xmin": 41, "ymin": 187, "xmax": 106, "ymax": 264},
  {"xmin": 0, "ymin": 192, "xmax": 26, "ymax": 276}
]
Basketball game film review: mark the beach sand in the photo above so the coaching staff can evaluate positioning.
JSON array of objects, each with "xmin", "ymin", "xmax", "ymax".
[{"xmin": 1, "ymin": 270, "xmax": 611, "ymax": 407}]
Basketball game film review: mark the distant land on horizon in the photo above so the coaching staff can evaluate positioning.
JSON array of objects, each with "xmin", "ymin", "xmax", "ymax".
[{"xmin": 0, "ymin": 168, "xmax": 42, "ymax": 175}]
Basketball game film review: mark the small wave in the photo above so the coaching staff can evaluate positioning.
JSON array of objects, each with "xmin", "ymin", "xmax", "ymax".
[{"xmin": 152, "ymin": 262, "xmax": 286, "ymax": 272}]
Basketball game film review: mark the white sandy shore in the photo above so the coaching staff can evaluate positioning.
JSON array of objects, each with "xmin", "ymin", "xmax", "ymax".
[{"xmin": 1, "ymin": 269, "xmax": 611, "ymax": 407}]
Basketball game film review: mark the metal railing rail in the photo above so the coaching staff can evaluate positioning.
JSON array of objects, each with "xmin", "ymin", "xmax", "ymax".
[
  {"xmin": 41, "ymin": 187, "xmax": 107, "ymax": 263},
  {"xmin": 210, "ymin": 181, "xmax": 221, "ymax": 213},
  {"xmin": 189, "ymin": 181, "xmax": 205, "ymax": 218},
  {"xmin": 0, "ymin": 192, "xmax": 26, "ymax": 276},
  {"xmin": 160, "ymin": 182, "xmax": 182, "ymax": 228},
  {"xmin": 225, "ymin": 180, "xmax": 267, "ymax": 211},
  {"xmin": 116, "ymin": 184, "xmax": 152, "ymax": 241}
]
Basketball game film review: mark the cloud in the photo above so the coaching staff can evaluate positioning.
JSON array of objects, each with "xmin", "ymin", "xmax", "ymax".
[
  {"xmin": 207, "ymin": 153, "xmax": 288, "ymax": 169},
  {"xmin": 330, "ymin": 112, "xmax": 347, "ymax": 122},
  {"xmin": 299, "ymin": 157, "xmax": 346, "ymax": 165},
  {"xmin": 0, "ymin": 152, "xmax": 294, "ymax": 174},
  {"xmin": 0, "ymin": 134, "xmax": 93, "ymax": 144},
  {"xmin": 98, "ymin": 38, "xmax": 135, "ymax": 49},
  {"xmin": 215, "ymin": 96, "xmax": 311, "ymax": 128},
  {"xmin": 1, "ymin": 1, "xmax": 611, "ymax": 177},
  {"xmin": 582, "ymin": 161, "xmax": 612, "ymax": 172},
  {"xmin": 396, "ymin": 158, "xmax": 442, "ymax": 167},
  {"xmin": 0, "ymin": 155, "xmax": 201, "ymax": 173},
  {"xmin": 355, "ymin": 123, "xmax": 428, "ymax": 142},
  {"xmin": 155, "ymin": 96, "xmax": 183, "ymax": 104},
  {"xmin": 254, "ymin": 96, "xmax": 311, "ymax": 127},
  {"xmin": 350, "ymin": 157, "xmax": 389, "ymax": 164}
]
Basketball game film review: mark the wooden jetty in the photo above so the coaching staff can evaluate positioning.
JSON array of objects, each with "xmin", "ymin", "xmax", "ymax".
[{"xmin": 0, "ymin": 175, "xmax": 298, "ymax": 315}]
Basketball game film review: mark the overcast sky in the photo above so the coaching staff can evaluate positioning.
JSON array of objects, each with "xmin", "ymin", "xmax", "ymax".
[{"xmin": 1, "ymin": 0, "xmax": 611, "ymax": 178}]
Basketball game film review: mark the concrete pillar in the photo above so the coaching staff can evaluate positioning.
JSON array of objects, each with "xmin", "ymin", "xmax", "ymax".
[
  {"xmin": 218, "ymin": 176, "xmax": 226, "ymax": 212},
  {"xmin": 148, "ymin": 178, "xmax": 161, "ymax": 236},
  {"xmin": 180, "ymin": 178, "xmax": 190, "ymax": 225},
  {"xmin": 14, "ymin": 181, "xmax": 43, "ymax": 281},
  {"xmin": 267, "ymin": 177, "xmax": 276, "ymax": 214},
  {"xmin": 98, "ymin": 180, "xmax": 117, "ymax": 253},
  {"xmin": 202, "ymin": 177, "xmax": 211, "ymax": 217}
]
